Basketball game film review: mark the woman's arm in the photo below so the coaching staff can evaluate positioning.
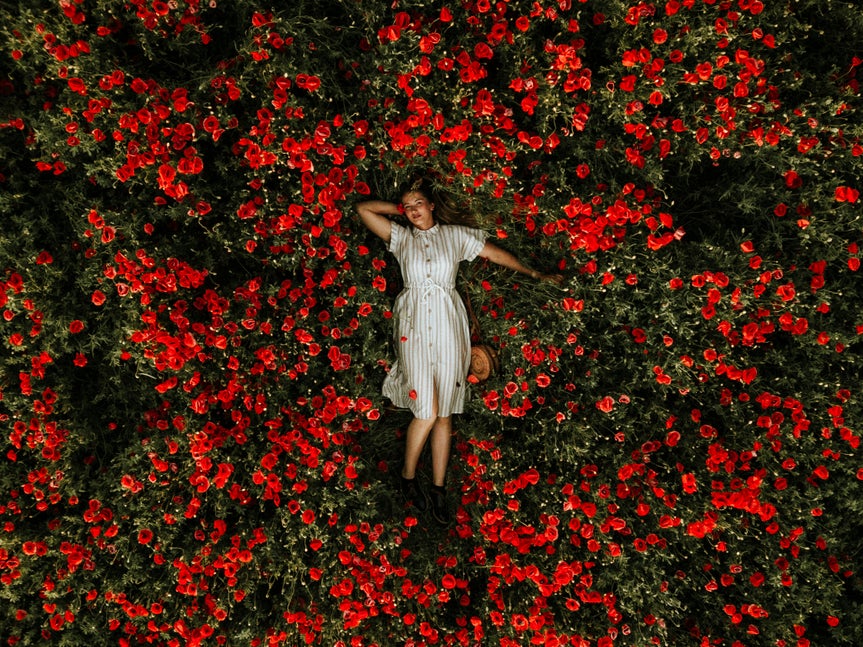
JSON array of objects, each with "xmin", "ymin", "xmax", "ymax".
[
  {"xmin": 479, "ymin": 241, "xmax": 564, "ymax": 284},
  {"xmin": 355, "ymin": 200, "xmax": 400, "ymax": 242}
]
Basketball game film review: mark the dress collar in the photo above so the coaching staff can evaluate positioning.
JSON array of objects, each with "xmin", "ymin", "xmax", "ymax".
[{"xmin": 411, "ymin": 223, "xmax": 440, "ymax": 237}]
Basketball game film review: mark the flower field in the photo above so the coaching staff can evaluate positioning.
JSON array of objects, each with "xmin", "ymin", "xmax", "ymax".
[{"xmin": 1, "ymin": 1, "xmax": 861, "ymax": 645}]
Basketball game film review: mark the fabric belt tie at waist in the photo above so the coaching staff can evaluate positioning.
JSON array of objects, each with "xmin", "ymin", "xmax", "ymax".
[{"xmin": 405, "ymin": 280, "xmax": 452, "ymax": 303}]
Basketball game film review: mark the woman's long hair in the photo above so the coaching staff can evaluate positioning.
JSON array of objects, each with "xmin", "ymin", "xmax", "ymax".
[{"xmin": 400, "ymin": 175, "xmax": 478, "ymax": 227}]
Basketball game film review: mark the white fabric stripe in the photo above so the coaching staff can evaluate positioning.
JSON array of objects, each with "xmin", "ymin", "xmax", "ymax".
[{"xmin": 382, "ymin": 223, "xmax": 487, "ymax": 419}]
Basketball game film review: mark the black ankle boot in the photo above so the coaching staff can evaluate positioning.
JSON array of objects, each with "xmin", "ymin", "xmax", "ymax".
[
  {"xmin": 429, "ymin": 484, "xmax": 450, "ymax": 525},
  {"xmin": 400, "ymin": 475, "xmax": 428, "ymax": 512}
]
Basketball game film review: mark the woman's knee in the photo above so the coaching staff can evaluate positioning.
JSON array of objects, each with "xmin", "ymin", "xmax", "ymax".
[{"xmin": 410, "ymin": 414, "xmax": 437, "ymax": 433}]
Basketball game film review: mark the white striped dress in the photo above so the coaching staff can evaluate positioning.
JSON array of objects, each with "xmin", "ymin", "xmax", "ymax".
[{"xmin": 382, "ymin": 222, "xmax": 488, "ymax": 419}]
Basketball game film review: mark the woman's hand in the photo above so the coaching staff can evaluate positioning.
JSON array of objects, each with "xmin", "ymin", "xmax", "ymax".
[{"xmin": 536, "ymin": 272, "xmax": 565, "ymax": 286}]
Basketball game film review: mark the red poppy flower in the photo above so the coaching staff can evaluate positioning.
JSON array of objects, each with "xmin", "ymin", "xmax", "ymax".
[
  {"xmin": 67, "ymin": 77, "xmax": 87, "ymax": 94},
  {"xmin": 775, "ymin": 283, "xmax": 796, "ymax": 301},
  {"xmin": 296, "ymin": 74, "xmax": 321, "ymax": 92},
  {"xmin": 90, "ymin": 290, "xmax": 106, "ymax": 306},
  {"xmin": 596, "ymin": 396, "xmax": 614, "ymax": 413},
  {"xmin": 835, "ymin": 185, "xmax": 859, "ymax": 202}
]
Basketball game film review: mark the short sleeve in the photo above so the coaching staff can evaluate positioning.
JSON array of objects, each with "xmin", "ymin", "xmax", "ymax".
[
  {"xmin": 456, "ymin": 225, "xmax": 488, "ymax": 262},
  {"xmin": 388, "ymin": 221, "xmax": 406, "ymax": 256}
]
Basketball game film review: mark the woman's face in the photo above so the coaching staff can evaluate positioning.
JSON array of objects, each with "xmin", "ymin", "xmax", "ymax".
[{"xmin": 401, "ymin": 191, "xmax": 435, "ymax": 230}]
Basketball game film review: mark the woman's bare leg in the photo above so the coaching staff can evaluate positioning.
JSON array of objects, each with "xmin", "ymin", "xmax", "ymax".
[
  {"xmin": 401, "ymin": 386, "xmax": 439, "ymax": 479},
  {"xmin": 401, "ymin": 415, "xmax": 436, "ymax": 479},
  {"xmin": 429, "ymin": 416, "xmax": 452, "ymax": 487}
]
